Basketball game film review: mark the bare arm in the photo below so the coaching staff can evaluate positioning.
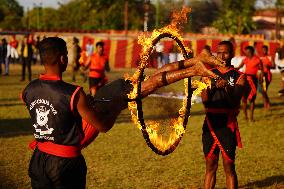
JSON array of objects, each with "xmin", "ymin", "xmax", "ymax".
[
  {"xmin": 105, "ymin": 59, "xmax": 110, "ymax": 72},
  {"xmin": 236, "ymin": 60, "xmax": 245, "ymax": 70},
  {"xmin": 84, "ymin": 56, "xmax": 91, "ymax": 68},
  {"xmin": 76, "ymin": 89, "xmax": 120, "ymax": 133},
  {"xmin": 141, "ymin": 61, "xmax": 218, "ymax": 97},
  {"xmin": 200, "ymin": 77, "xmax": 210, "ymax": 104},
  {"xmin": 153, "ymin": 49, "xmax": 224, "ymax": 76}
]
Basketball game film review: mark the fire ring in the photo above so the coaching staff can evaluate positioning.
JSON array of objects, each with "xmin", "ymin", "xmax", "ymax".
[{"xmin": 129, "ymin": 32, "xmax": 193, "ymax": 156}]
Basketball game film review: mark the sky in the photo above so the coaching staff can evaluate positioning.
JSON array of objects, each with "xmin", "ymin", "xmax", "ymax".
[
  {"xmin": 17, "ymin": 0, "xmax": 276, "ymax": 10},
  {"xmin": 17, "ymin": 0, "xmax": 69, "ymax": 10}
]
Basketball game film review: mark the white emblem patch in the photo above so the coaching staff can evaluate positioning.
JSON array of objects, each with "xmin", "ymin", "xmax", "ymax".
[
  {"xmin": 36, "ymin": 106, "xmax": 50, "ymax": 126},
  {"xmin": 228, "ymin": 76, "xmax": 235, "ymax": 86}
]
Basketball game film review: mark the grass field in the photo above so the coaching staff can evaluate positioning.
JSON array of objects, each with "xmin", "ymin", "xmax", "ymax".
[{"xmin": 0, "ymin": 64, "xmax": 284, "ymax": 189}]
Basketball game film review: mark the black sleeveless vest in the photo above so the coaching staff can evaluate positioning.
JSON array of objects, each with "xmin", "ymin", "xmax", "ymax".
[
  {"xmin": 204, "ymin": 68, "xmax": 242, "ymax": 109},
  {"xmin": 22, "ymin": 76, "xmax": 83, "ymax": 146}
]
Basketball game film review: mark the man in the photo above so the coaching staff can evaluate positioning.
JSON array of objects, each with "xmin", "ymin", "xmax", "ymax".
[
  {"xmin": 275, "ymin": 45, "xmax": 284, "ymax": 96},
  {"xmin": 84, "ymin": 41, "xmax": 110, "ymax": 96},
  {"xmin": 71, "ymin": 37, "xmax": 86, "ymax": 82},
  {"xmin": 85, "ymin": 39, "xmax": 94, "ymax": 57},
  {"xmin": 237, "ymin": 46, "xmax": 263, "ymax": 121},
  {"xmin": 1, "ymin": 38, "xmax": 11, "ymax": 76},
  {"xmin": 201, "ymin": 41, "xmax": 246, "ymax": 189},
  {"xmin": 22, "ymin": 37, "xmax": 223, "ymax": 189},
  {"xmin": 20, "ymin": 35, "xmax": 34, "ymax": 81},
  {"xmin": 260, "ymin": 45, "xmax": 275, "ymax": 109}
]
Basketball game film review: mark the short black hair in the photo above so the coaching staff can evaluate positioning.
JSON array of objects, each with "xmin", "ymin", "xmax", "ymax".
[
  {"xmin": 218, "ymin": 40, "xmax": 234, "ymax": 57},
  {"xmin": 96, "ymin": 41, "xmax": 104, "ymax": 47},
  {"xmin": 73, "ymin": 37, "xmax": 79, "ymax": 44},
  {"xmin": 204, "ymin": 45, "xmax": 211, "ymax": 52},
  {"xmin": 245, "ymin": 46, "xmax": 255, "ymax": 54},
  {"xmin": 262, "ymin": 45, "xmax": 268, "ymax": 51},
  {"xmin": 39, "ymin": 37, "xmax": 67, "ymax": 65}
]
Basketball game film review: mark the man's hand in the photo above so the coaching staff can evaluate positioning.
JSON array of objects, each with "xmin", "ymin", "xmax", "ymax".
[
  {"xmin": 197, "ymin": 49, "xmax": 226, "ymax": 67},
  {"xmin": 215, "ymin": 78, "xmax": 227, "ymax": 89},
  {"xmin": 184, "ymin": 60, "xmax": 219, "ymax": 79}
]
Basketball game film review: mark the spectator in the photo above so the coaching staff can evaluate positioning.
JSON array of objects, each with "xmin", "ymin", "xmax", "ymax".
[
  {"xmin": 85, "ymin": 39, "xmax": 94, "ymax": 57},
  {"xmin": 275, "ymin": 45, "xmax": 284, "ymax": 96},
  {"xmin": 71, "ymin": 37, "xmax": 86, "ymax": 82},
  {"xmin": 9, "ymin": 35, "xmax": 19, "ymax": 64},
  {"xmin": 20, "ymin": 35, "xmax": 34, "ymax": 81},
  {"xmin": 259, "ymin": 45, "xmax": 275, "ymax": 108},
  {"xmin": 156, "ymin": 42, "xmax": 164, "ymax": 68},
  {"xmin": 2, "ymin": 38, "xmax": 11, "ymax": 76}
]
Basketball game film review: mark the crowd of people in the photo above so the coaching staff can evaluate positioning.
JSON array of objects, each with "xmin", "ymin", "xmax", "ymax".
[{"xmin": 0, "ymin": 34, "xmax": 41, "ymax": 81}]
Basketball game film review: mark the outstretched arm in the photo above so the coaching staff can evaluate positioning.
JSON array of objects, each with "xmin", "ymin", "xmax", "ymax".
[
  {"xmin": 141, "ymin": 60, "xmax": 218, "ymax": 97},
  {"xmin": 153, "ymin": 49, "xmax": 224, "ymax": 76}
]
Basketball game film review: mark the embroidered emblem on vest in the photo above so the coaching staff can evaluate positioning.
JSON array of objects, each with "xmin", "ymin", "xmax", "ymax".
[{"xmin": 228, "ymin": 76, "xmax": 234, "ymax": 86}]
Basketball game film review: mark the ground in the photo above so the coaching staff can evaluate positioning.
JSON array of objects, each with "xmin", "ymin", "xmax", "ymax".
[{"xmin": 0, "ymin": 64, "xmax": 283, "ymax": 189}]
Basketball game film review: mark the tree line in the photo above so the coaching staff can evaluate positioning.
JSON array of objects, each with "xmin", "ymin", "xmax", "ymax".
[{"xmin": 0, "ymin": 0, "xmax": 281, "ymax": 34}]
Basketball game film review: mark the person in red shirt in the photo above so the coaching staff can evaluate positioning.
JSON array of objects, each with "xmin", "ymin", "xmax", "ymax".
[
  {"xmin": 84, "ymin": 41, "xmax": 110, "ymax": 96},
  {"xmin": 260, "ymin": 45, "xmax": 275, "ymax": 109},
  {"xmin": 237, "ymin": 46, "xmax": 264, "ymax": 121}
]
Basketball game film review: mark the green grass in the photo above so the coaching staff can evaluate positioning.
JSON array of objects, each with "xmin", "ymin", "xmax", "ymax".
[{"xmin": 0, "ymin": 64, "xmax": 284, "ymax": 189}]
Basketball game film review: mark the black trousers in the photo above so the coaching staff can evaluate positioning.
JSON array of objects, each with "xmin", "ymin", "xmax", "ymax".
[
  {"xmin": 22, "ymin": 57, "xmax": 32, "ymax": 81},
  {"xmin": 29, "ymin": 149, "xmax": 87, "ymax": 189}
]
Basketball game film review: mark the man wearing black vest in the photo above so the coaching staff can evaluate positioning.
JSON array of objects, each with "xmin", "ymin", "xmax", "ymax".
[
  {"xmin": 201, "ymin": 41, "xmax": 246, "ymax": 189},
  {"xmin": 22, "ymin": 37, "xmax": 223, "ymax": 188}
]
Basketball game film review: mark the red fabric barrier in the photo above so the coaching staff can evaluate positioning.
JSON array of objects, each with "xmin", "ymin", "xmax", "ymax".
[
  {"xmin": 131, "ymin": 40, "xmax": 142, "ymax": 68},
  {"xmin": 196, "ymin": 39, "xmax": 207, "ymax": 54},
  {"xmin": 114, "ymin": 40, "xmax": 127, "ymax": 68}
]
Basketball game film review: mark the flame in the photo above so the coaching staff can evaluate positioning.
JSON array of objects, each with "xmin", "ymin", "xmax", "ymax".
[{"xmin": 127, "ymin": 7, "xmax": 210, "ymax": 153}]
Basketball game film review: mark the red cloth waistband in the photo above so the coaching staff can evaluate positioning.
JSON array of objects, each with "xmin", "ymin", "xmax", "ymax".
[
  {"xmin": 206, "ymin": 108, "xmax": 242, "ymax": 148},
  {"xmin": 29, "ymin": 140, "xmax": 81, "ymax": 158}
]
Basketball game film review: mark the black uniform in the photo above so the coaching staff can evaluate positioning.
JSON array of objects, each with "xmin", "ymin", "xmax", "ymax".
[
  {"xmin": 22, "ymin": 75, "xmax": 86, "ymax": 189},
  {"xmin": 202, "ymin": 67, "xmax": 243, "ymax": 162}
]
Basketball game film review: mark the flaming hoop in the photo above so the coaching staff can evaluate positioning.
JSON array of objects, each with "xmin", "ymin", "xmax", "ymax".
[{"xmin": 126, "ymin": 7, "xmax": 200, "ymax": 156}]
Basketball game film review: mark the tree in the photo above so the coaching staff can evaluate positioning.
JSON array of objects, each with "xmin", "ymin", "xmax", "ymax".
[
  {"xmin": 0, "ymin": 0, "xmax": 24, "ymax": 30},
  {"xmin": 189, "ymin": 0, "xmax": 219, "ymax": 33},
  {"xmin": 212, "ymin": 0, "xmax": 256, "ymax": 34}
]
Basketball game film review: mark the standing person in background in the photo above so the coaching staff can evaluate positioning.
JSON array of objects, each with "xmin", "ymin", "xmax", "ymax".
[
  {"xmin": 10, "ymin": 35, "xmax": 19, "ymax": 64},
  {"xmin": 260, "ymin": 45, "xmax": 275, "ymax": 109},
  {"xmin": 275, "ymin": 45, "xmax": 284, "ymax": 96},
  {"xmin": 0, "ymin": 39, "xmax": 3, "ymax": 75},
  {"xmin": 237, "ymin": 46, "xmax": 263, "ymax": 121},
  {"xmin": 156, "ymin": 42, "xmax": 164, "ymax": 68},
  {"xmin": 85, "ymin": 39, "xmax": 94, "ymax": 57},
  {"xmin": 71, "ymin": 37, "xmax": 85, "ymax": 82},
  {"xmin": 20, "ymin": 35, "xmax": 34, "ymax": 81},
  {"xmin": 83, "ymin": 41, "xmax": 110, "ymax": 96},
  {"xmin": 33, "ymin": 36, "xmax": 41, "ymax": 65},
  {"xmin": 2, "ymin": 38, "xmax": 11, "ymax": 76}
]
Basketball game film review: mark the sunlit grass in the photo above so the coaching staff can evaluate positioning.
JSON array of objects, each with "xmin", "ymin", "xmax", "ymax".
[{"xmin": 0, "ymin": 64, "xmax": 283, "ymax": 188}]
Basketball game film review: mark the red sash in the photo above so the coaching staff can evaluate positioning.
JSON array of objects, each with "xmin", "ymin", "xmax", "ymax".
[
  {"xmin": 205, "ymin": 108, "xmax": 242, "ymax": 162},
  {"xmin": 206, "ymin": 108, "xmax": 242, "ymax": 148},
  {"xmin": 29, "ymin": 140, "xmax": 81, "ymax": 158},
  {"xmin": 29, "ymin": 119, "xmax": 99, "ymax": 158}
]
